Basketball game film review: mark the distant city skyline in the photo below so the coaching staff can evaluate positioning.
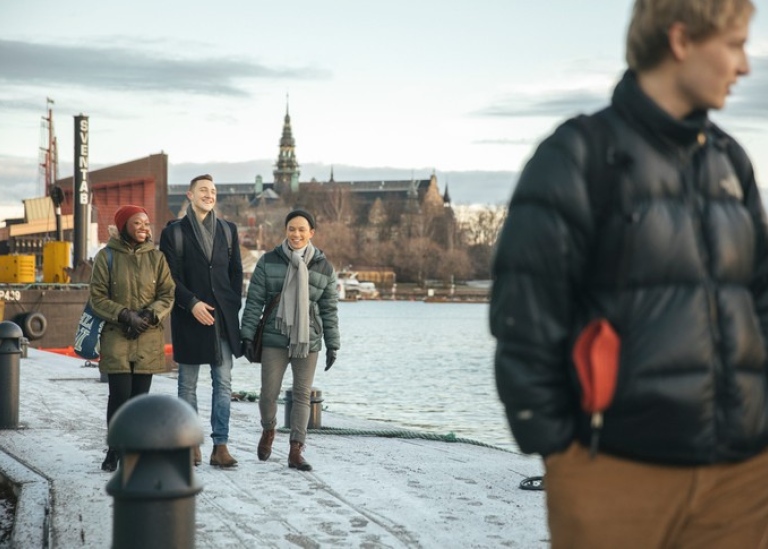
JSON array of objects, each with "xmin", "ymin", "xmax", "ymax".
[{"xmin": 1, "ymin": 0, "xmax": 767, "ymax": 221}]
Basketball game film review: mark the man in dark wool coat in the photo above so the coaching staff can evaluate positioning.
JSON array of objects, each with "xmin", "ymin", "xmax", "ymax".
[{"xmin": 160, "ymin": 174, "xmax": 243, "ymax": 468}]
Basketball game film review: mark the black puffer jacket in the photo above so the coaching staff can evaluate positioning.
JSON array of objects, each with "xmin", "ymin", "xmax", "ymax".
[{"xmin": 490, "ymin": 71, "xmax": 768, "ymax": 465}]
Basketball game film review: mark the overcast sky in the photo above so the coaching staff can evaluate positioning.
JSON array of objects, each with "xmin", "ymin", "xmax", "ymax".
[{"xmin": 1, "ymin": 0, "xmax": 767, "ymax": 220}]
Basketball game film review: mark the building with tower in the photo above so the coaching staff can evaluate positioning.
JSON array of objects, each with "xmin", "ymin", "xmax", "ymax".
[{"xmin": 167, "ymin": 101, "xmax": 455, "ymax": 249}]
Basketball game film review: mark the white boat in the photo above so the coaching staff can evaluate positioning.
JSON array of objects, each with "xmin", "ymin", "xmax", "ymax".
[{"xmin": 336, "ymin": 270, "xmax": 380, "ymax": 300}]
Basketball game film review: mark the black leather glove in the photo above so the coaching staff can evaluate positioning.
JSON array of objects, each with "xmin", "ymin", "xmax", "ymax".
[
  {"xmin": 242, "ymin": 339, "xmax": 257, "ymax": 363},
  {"xmin": 325, "ymin": 349, "xmax": 337, "ymax": 371},
  {"xmin": 138, "ymin": 308, "xmax": 158, "ymax": 326},
  {"xmin": 118, "ymin": 309, "xmax": 150, "ymax": 339}
]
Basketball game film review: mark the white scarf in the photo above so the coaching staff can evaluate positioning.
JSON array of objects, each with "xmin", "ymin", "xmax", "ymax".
[{"xmin": 276, "ymin": 239, "xmax": 315, "ymax": 358}]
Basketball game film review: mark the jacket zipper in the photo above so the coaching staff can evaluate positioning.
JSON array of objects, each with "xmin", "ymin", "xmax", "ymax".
[{"xmin": 688, "ymin": 139, "xmax": 724, "ymax": 459}]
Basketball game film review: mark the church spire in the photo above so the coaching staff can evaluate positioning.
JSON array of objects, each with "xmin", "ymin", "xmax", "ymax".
[{"xmin": 273, "ymin": 95, "xmax": 300, "ymax": 194}]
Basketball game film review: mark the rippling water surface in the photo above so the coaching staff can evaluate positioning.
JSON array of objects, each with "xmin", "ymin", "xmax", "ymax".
[{"xmin": 231, "ymin": 300, "xmax": 516, "ymax": 450}]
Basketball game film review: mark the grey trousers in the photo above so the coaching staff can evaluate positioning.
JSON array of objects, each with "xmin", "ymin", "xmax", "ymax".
[{"xmin": 260, "ymin": 346, "xmax": 319, "ymax": 444}]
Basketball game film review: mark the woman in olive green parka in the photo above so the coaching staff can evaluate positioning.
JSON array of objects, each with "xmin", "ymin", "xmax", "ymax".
[{"xmin": 90, "ymin": 205, "xmax": 175, "ymax": 472}]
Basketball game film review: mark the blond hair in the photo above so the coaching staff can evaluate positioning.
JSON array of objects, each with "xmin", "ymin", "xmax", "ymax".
[{"xmin": 626, "ymin": 0, "xmax": 755, "ymax": 71}]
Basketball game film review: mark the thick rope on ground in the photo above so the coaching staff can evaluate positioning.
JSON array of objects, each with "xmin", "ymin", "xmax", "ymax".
[
  {"xmin": 232, "ymin": 390, "xmax": 514, "ymax": 453},
  {"xmin": 237, "ymin": 390, "xmax": 541, "ymax": 489}
]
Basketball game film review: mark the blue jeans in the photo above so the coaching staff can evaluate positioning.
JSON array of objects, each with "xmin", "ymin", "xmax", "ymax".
[{"xmin": 177, "ymin": 338, "xmax": 233, "ymax": 445}]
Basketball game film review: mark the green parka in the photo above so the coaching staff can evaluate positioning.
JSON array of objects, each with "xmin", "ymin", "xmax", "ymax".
[
  {"xmin": 90, "ymin": 231, "xmax": 175, "ymax": 374},
  {"xmin": 241, "ymin": 244, "xmax": 340, "ymax": 353}
]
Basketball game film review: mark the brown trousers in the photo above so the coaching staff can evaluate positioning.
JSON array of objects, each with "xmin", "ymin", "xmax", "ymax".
[{"xmin": 544, "ymin": 443, "xmax": 768, "ymax": 549}]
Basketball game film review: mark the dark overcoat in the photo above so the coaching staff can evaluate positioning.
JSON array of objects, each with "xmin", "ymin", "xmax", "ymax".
[{"xmin": 159, "ymin": 215, "xmax": 243, "ymax": 364}]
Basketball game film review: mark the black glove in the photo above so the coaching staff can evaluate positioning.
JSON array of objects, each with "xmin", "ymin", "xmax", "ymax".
[
  {"xmin": 325, "ymin": 349, "xmax": 337, "ymax": 371},
  {"xmin": 138, "ymin": 308, "xmax": 158, "ymax": 326},
  {"xmin": 242, "ymin": 339, "xmax": 257, "ymax": 363},
  {"xmin": 118, "ymin": 309, "xmax": 150, "ymax": 339}
]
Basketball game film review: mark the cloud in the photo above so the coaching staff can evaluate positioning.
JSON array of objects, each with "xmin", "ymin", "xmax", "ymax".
[
  {"xmin": 477, "ymin": 55, "xmax": 768, "ymax": 122},
  {"xmin": 0, "ymin": 39, "xmax": 330, "ymax": 97},
  {"xmin": 472, "ymin": 137, "xmax": 537, "ymax": 146},
  {"xmin": 475, "ymin": 88, "xmax": 608, "ymax": 119},
  {"xmin": 0, "ymin": 155, "xmax": 44, "ymax": 209},
  {"xmin": 0, "ymin": 97, "xmax": 46, "ymax": 112}
]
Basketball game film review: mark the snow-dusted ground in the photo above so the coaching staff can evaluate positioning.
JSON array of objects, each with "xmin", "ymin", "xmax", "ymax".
[{"xmin": 0, "ymin": 349, "xmax": 548, "ymax": 548}]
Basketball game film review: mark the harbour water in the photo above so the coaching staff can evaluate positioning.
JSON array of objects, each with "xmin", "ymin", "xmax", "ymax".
[{"xmin": 230, "ymin": 300, "xmax": 517, "ymax": 450}]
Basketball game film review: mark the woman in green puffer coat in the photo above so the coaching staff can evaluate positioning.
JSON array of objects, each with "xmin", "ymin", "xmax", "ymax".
[
  {"xmin": 89, "ymin": 205, "xmax": 175, "ymax": 472},
  {"xmin": 240, "ymin": 209, "xmax": 340, "ymax": 472}
]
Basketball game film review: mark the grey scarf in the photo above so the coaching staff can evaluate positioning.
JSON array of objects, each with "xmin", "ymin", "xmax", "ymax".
[
  {"xmin": 186, "ymin": 203, "xmax": 222, "ymax": 363},
  {"xmin": 186, "ymin": 203, "xmax": 216, "ymax": 262},
  {"xmin": 276, "ymin": 239, "xmax": 315, "ymax": 358}
]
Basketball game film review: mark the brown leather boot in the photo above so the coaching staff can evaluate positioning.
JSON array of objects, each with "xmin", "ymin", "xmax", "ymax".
[
  {"xmin": 288, "ymin": 441, "xmax": 312, "ymax": 471},
  {"xmin": 257, "ymin": 429, "xmax": 275, "ymax": 461},
  {"xmin": 193, "ymin": 445, "xmax": 202, "ymax": 466},
  {"xmin": 210, "ymin": 444, "xmax": 238, "ymax": 468}
]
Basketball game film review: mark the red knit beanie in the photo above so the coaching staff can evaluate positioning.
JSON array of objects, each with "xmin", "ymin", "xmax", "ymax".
[{"xmin": 114, "ymin": 205, "xmax": 149, "ymax": 233}]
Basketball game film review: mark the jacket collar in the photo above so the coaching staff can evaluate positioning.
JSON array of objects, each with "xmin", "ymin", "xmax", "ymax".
[{"xmin": 612, "ymin": 70, "xmax": 708, "ymax": 154}]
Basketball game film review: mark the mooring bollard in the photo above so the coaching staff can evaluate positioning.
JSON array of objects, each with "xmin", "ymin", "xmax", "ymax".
[
  {"xmin": 0, "ymin": 321, "xmax": 23, "ymax": 429},
  {"xmin": 284, "ymin": 388, "xmax": 324, "ymax": 429},
  {"xmin": 106, "ymin": 394, "xmax": 204, "ymax": 549}
]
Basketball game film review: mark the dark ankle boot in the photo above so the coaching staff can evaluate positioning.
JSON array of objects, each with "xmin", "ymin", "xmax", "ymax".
[
  {"xmin": 193, "ymin": 445, "xmax": 202, "ymax": 466},
  {"xmin": 288, "ymin": 441, "xmax": 312, "ymax": 471},
  {"xmin": 101, "ymin": 448, "xmax": 118, "ymax": 472},
  {"xmin": 258, "ymin": 429, "xmax": 275, "ymax": 461}
]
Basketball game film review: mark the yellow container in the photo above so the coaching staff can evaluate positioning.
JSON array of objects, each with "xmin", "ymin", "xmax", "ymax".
[
  {"xmin": 43, "ymin": 241, "xmax": 71, "ymax": 283},
  {"xmin": 0, "ymin": 255, "xmax": 36, "ymax": 283}
]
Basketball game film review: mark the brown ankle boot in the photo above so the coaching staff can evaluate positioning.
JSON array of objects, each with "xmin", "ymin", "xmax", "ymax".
[
  {"xmin": 258, "ymin": 429, "xmax": 275, "ymax": 461},
  {"xmin": 193, "ymin": 445, "xmax": 202, "ymax": 466},
  {"xmin": 288, "ymin": 441, "xmax": 312, "ymax": 471},
  {"xmin": 210, "ymin": 444, "xmax": 238, "ymax": 468}
]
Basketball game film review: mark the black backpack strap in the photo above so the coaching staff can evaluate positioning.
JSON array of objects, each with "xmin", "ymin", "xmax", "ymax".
[
  {"xmin": 104, "ymin": 247, "xmax": 113, "ymax": 298},
  {"xmin": 217, "ymin": 218, "xmax": 233, "ymax": 258},
  {"xmin": 566, "ymin": 111, "xmax": 623, "ymax": 227},
  {"xmin": 170, "ymin": 221, "xmax": 186, "ymax": 282},
  {"xmin": 566, "ymin": 111, "xmax": 635, "ymax": 293}
]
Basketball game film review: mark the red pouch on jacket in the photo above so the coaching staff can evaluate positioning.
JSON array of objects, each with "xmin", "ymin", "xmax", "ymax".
[{"xmin": 572, "ymin": 318, "xmax": 620, "ymax": 415}]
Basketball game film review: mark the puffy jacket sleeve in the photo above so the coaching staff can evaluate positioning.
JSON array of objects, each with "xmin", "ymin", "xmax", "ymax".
[
  {"xmin": 240, "ymin": 255, "xmax": 268, "ymax": 341},
  {"xmin": 318, "ymin": 266, "xmax": 340, "ymax": 351},
  {"xmin": 732, "ymin": 139, "xmax": 768, "ymax": 352},
  {"xmin": 490, "ymin": 122, "xmax": 595, "ymax": 457}
]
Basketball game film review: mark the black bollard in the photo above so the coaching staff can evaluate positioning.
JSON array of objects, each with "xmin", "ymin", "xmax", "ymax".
[
  {"xmin": 0, "ymin": 321, "xmax": 23, "ymax": 429},
  {"xmin": 106, "ymin": 394, "xmax": 204, "ymax": 549},
  {"xmin": 284, "ymin": 388, "xmax": 324, "ymax": 429}
]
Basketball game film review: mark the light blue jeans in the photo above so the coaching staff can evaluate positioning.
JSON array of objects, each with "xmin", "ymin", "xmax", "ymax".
[{"xmin": 178, "ymin": 338, "xmax": 233, "ymax": 445}]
